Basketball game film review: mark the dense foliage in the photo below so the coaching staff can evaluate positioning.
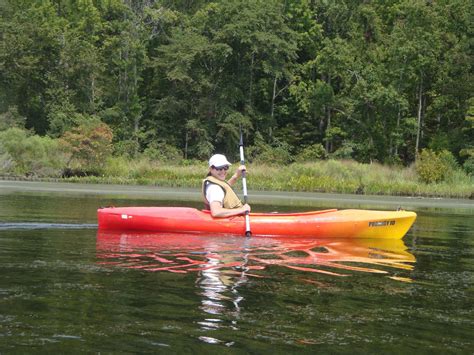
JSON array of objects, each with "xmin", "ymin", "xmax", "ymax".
[{"xmin": 0, "ymin": 0, "xmax": 472, "ymax": 179}]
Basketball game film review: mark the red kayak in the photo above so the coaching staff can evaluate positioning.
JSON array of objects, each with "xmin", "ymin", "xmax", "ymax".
[{"xmin": 97, "ymin": 207, "xmax": 416, "ymax": 239}]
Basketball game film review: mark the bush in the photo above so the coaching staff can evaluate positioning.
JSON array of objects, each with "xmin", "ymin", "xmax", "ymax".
[
  {"xmin": 463, "ymin": 156, "xmax": 474, "ymax": 176},
  {"xmin": 247, "ymin": 133, "xmax": 292, "ymax": 165},
  {"xmin": 415, "ymin": 149, "xmax": 459, "ymax": 183},
  {"xmin": 143, "ymin": 142, "xmax": 183, "ymax": 162},
  {"xmin": 459, "ymin": 148, "xmax": 474, "ymax": 176},
  {"xmin": 330, "ymin": 142, "xmax": 354, "ymax": 160},
  {"xmin": 0, "ymin": 151, "xmax": 14, "ymax": 172},
  {"xmin": 103, "ymin": 156, "xmax": 131, "ymax": 177},
  {"xmin": 254, "ymin": 145, "xmax": 292, "ymax": 165},
  {"xmin": 0, "ymin": 106, "xmax": 26, "ymax": 131},
  {"xmin": 0, "ymin": 128, "xmax": 66, "ymax": 176},
  {"xmin": 59, "ymin": 122, "xmax": 113, "ymax": 174},
  {"xmin": 113, "ymin": 139, "xmax": 140, "ymax": 158},
  {"xmin": 295, "ymin": 143, "xmax": 327, "ymax": 162}
]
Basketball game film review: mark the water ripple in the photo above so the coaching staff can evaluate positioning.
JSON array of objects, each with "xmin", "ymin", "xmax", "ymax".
[{"xmin": 0, "ymin": 223, "xmax": 97, "ymax": 230}]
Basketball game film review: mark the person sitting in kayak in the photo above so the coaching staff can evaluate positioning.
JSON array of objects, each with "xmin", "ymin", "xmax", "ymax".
[{"xmin": 202, "ymin": 154, "xmax": 251, "ymax": 218}]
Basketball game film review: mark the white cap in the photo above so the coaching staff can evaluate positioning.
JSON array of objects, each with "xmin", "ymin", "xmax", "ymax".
[{"xmin": 209, "ymin": 154, "xmax": 232, "ymax": 168}]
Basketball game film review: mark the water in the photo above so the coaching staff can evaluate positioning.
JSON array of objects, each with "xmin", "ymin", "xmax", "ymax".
[{"xmin": 0, "ymin": 182, "xmax": 473, "ymax": 353}]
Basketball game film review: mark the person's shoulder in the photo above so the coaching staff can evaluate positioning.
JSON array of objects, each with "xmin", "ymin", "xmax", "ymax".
[
  {"xmin": 207, "ymin": 183, "xmax": 223, "ymax": 191},
  {"xmin": 206, "ymin": 182, "xmax": 225, "ymax": 202}
]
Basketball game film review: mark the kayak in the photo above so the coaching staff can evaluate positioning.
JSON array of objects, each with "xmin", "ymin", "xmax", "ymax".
[{"xmin": 97, "ymin": 207, "xmax": 416, "ymax": 239}]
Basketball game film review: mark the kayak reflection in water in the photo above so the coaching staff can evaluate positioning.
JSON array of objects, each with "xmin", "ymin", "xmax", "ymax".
[
  {"xmin": 202, "ymin": 154, "xmax": 251, "ymax": 218},
  {"xmin": 96, "ymin": 232, "xmax": 416, "ymax": 345},
  {"xmin": 96, "ymin": 232, "xmax": 251, "ymax": 343},
  {"xmin": 96, "ymin": 232, "xmax": 416, "ymax": 279}
]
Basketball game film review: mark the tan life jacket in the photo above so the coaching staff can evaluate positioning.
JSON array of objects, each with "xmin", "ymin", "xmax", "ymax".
[{"xmin": 202, "ymin": 176, "xmax": 243, "ymax": 210}]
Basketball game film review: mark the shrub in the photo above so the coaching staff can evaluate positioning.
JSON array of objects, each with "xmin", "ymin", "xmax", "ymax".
[
  {"xmin": 247, "ymin": 133, "xmax": 292, "ymax": 165},
  {"xmin": 59, "ymin": 122, "xmax": 113, "ymax": 174},
  {"xmin": 459, "ymin": 148, "xmax": 474, "ymax": 176},
  {"xmin": 330, "ymin": 142, "xmax": 354, "ymax": 160},
  {"xmin": 463, "ymin": 156, "xmax": 474, "ymax": 176},
  {"xmin": 254, "ymin": 145, "xmax": 292, "ymax": 165},
  {"xmin": 103, "ymin": 156, "xmax": 131, "ymax": 177},
  {"xmin": 130, "ymin": 159, "xmax": 161, "ymax": 180},
  {"xmin": 0, "ymin": 128, "xmax": 66, "ymax": 176},
  {"xmin": 295, "ymin": 143, "xmax": 327, "ymax": 162},
  {"xmin": 415, "ymin": 149, "xmax": 459, "ymax": 183},
  {"xmin": 48, "ymin": 108, "xmax": 87, "ymax": 137},
  {"xmin": 113, "ymin": 139, "xmax": 140, "ymax": 158},
  {"xmin": 0, "ymin": 106, "xmax": 26, "ymax": 131},
  {"xmin": 0, "ymin": 151, "xmax": 14, "ymax": 172},
  {"xmin": 143, "ymin": 142, "xmax": 183, "ymax": 162}
]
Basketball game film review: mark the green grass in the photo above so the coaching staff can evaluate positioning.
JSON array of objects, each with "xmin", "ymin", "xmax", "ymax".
[{"xmin": 55, "ymin": 158, "xmax": 473, "ymax": 199}]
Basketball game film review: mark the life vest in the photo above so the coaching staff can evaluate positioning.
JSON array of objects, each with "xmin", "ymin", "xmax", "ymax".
[{"xmin": 202, "ymin": 176, "xmax": 243, "ymax": 210}]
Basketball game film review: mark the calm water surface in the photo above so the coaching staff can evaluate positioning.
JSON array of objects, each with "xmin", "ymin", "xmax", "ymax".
[{"xmin": 0, "ymin": 182, "xmax": 473, "ymax": 353}]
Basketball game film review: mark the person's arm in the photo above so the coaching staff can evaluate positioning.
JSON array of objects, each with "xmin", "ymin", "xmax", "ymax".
[
  {"xmin": 209, "ymin": 201, "xmax": 251, "ymax": 218},
  {"xmin": 227, "ymin": 165, "xmax": 246, "ymax": 186}
]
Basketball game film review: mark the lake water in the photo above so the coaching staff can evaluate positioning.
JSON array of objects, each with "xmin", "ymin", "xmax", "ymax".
[{"xmin": 0, "ymin": 181, "xmax": 473, "ymax": 353}]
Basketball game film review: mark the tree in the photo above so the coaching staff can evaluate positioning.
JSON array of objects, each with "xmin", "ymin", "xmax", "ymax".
[
  {"xmin": 59, "ymin": 121, "xmax": 113, "ymax": 174},
  {"xmin": 0, "ymin": 1, "xmax": 65, "ymax": 134},
  {"xmin": 147, "ymin": 0, "xmax": 297, "ymax": 158},
  {"xmin": 99, "ymin": 1, "xmax": 148, "ymax": 156},
  {"xmin": 0, "ymin": 0, "xmax": 471, "ymax": 168}
]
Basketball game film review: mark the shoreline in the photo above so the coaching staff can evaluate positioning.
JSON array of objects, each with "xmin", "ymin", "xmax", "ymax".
[{"xmin": 1, "ymin": 179, "xmax": 472, "ymax": 211}]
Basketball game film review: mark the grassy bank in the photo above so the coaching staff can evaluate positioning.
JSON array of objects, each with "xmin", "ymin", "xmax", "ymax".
[{"xmin": 32, "ymin": 159, "xmax": 473, "ymax": 199}]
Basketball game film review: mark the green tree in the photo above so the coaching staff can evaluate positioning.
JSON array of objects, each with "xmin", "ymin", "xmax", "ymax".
[
  {"xmin": 385, "ymin": 1, "xmax": 444, "ymax": 160},
  {"xmin": 0, "ymin": 1, "xmax": 65, "ymax": 133},
  {"xmin": 99, "ymin": 0, "xmax": 148, "ymax": 156},
  {"xmin": 147, "ymin": 0, "xmax": 297, "ymax": 159},
  {"xmin": 0, "ymin": 0, "xmax": 471, "ymax": 169}
]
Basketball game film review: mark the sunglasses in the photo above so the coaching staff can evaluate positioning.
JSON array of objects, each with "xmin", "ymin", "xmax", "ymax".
[{"xmin": 212, "ymin": 165, "xmax": 229, "ymax": 171}]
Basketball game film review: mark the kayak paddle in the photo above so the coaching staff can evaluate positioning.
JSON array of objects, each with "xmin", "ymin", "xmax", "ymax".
[{"xmin": 239, "ymin": 127, "xmax": 251, "ymax": 237}]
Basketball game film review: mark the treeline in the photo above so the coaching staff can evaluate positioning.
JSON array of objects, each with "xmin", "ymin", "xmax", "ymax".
[{"xmin": 0, "ymin": 0, "xmax": 473, "ymax": 175}]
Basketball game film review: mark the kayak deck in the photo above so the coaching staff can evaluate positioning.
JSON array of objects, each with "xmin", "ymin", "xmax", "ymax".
[{"xmin": 97, "ymin": 207, "xmax": 416, "ymax": 239}]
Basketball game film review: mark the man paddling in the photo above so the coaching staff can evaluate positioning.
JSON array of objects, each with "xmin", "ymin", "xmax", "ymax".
[{"xmin": 202, "ymin": 154, "xmax": 251, "ymax": 218}]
